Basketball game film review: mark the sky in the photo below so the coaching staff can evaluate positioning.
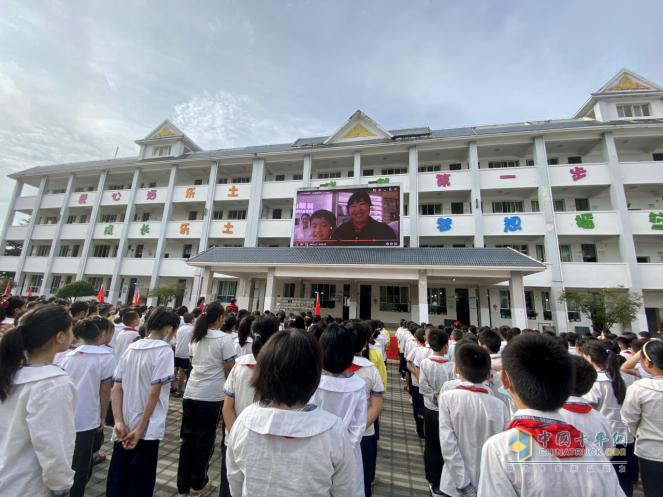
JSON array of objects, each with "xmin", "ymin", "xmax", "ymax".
[{"xmin": 0, "ymin": 0, "xmax": 662, "ymax": 214}]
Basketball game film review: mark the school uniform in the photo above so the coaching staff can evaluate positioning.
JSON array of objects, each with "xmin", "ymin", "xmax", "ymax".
[
  {"xmin": 439, "ymin": 381, "xmax": 509, "ymax": 496},
  {"xmin": 0, "ymin": 364, "xmax": 77, "ymax": 497},
  {"xmin": 110, "ymin": 322, "xmax": 125, "ymax": 349},
  {"xmin": 568, "ymin": 345, "xmax": 579, "ymax": 355},
  {"xmin": 59, "ymin": 345, "xmax": 116, "ymax": 497},
  {"xmin": 621, "ymin": 377, "xmax": 663, "ymax": 497},
  {"xmin": 174, "ymin": 323, "xmax": 194, "ymax": 372},
  {"xmin": 226, "ymin": 402, "xmax": 355, "ymax": 497},
  {"xmin": 233, "ymin": 335, "xmax": 253, "ymax": 358},
  {"xmin": 499, "ymin": 340, "xmax": 508, "ymax": 353},
  {"xmin": 311, "ymin": 370, "xmax": 368, "ymax": 497},
  {"xmin": 178, "ymin": 329, "xmax": 236, "ymax": 495},
  {"xmin": 113, "ymin": 326, "xmax": 139, "ymax": 361},
  {"xmin": 106, "ymin": 339, "xmax": 174, "ymax": 497},
  {"xmin": 408, "ymin": 343, "xmax": 431, "ymax": 438},
  {"xmin": 396, "ymin": 327, "xmax": 409, "ymax": 376},
  {"xmin": 418, "ymin": 355, "xmax": 456, "ymax": 487},
  {"xmin": 558, "ymin": 396, "xmax": 613, "ymax": 461},
  {"xmin": 368, "ymin": 347, "xmax": 388, "ymax": 390},
  {"xmin": 374, "ymin": 329, "xmax": 389, "ymax": 362}
]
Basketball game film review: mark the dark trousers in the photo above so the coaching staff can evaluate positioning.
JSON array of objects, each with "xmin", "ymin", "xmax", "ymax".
[
  {"xmin": 423, "ymin": 406, "xmax": 443, "ymax": 486},
  {"xmin": 612, "ymin": 442, "xmax": 636, "ymax": 497},
  {"xmin": 399, "ymin": 353, "xmax": 407, "ymax": 377},
  {"xmin": 93, "ymin": 428, "xmax": 104, "ymax": 453},
  {"xmin": 361, "ymin": 432, "xmax": 378, "ymax": 497},
  {"xmin": 106, "ymin": 440, "xmax": 160, "ymax": 497},
  {"xmin": 177, "ymin": 399, "xmax": 222, "ymax": 494},
  {"xmin": 411, "ymin": 386, "xmax": 424, "ymax": 438},
  {"xmin": 70, "ymin": 428, "xmax": 97, "ymax": 497},
  {"xmin": 219, "ymin": 439, "xmax": 232, "ymax": 497},
  {"xmin": 639, "ymin": 457, "xmax": 663, "ymax": 497}
]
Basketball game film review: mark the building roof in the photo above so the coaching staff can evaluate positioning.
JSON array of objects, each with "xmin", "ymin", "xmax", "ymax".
[{"xmin": 187, "ymin": 246, "xmax": 545, "ymax": 271}]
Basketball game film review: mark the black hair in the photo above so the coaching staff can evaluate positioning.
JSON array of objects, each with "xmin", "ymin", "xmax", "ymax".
[
  {"xmin": 87, "ymin": 301, "xmax": 98, "ymax": 314},
  {"xmin": 73, "ymin": 318, "xmax": 103, "ymax": 340},
  {"xmin": 122, "ymin": 310, "xmax": 139, "ymax": 326},
  {"xmin": 250, "ymin": 316, "xmax": 280, "ymax": 357},
  {"xmin": 300, "ymin": 213, "xmax": 310, "ymax": 220},
  {"xmin": 70, "ymin": 301, "xmax": 89, "ymax": 317},
  {"xmin": 580, "ymin": 340, "xmax": 626, "ymax": 405},
  {"xmin": 183, "ymin": 312, "xmax": 194, "ymax": 324},
  {"xmin": 88, "ymin": 315, "xmax": 113, "ymax": 334},
  {"xmin": 347, "ymin": 321, "xmax": 371, "ymax": 356},
  {"xmin": 478, "ymin": 328, "xmax": 502, "ymax": 353},
  {"xmin": 221, "ymin": 315, "xmax": 238, "ymax": 332},
  {"xmin": 451, "ymin": 328, "xmax": 463, "ymax": 342},
  {"xmin": 238, "ymin": 315, "xmax": 256, "ymax": 348},
  {"xmin": 252, "ymin": 329, "xmax": 322, "ymax": 406},
  {"xmin": 319, "ymin": 323, "xmax": 355, "ymax": 374},
  {"xmin": 566, "ymin": 332, "xmax": 579, "ymax": 347},
  {"xmin": 632, "ymin": 338, "xmax": 648, "ymax": 353},
  {"xmin": 414, "ymin": 328, "xmax": 425, "ymax": 345},
  {"xmin": 502, "ymin": 333, "xmax": 575, "ymax": 411},
  {"xmin": 347, "ymin": 190, "xmax": 371, "ymax": 208},
  {"xmin": 192, "ymin": 301, "xmax": 224, "ymax": 342},
  {"xmin": 4, "ymin": 296, "xmax": 26, "ymax": 318},
  {"xmin": 230, "ymin": 298, "xmax": 237, "ymax": 304},
  {"xmin": 570, "ymin": 355, "xmax": 597, "ymax": 396},
  {"xmin": 146, "ymin": 307, "xmax": 180, "ymax": 332},
  {"xmin": 455, "ymin": 342, "xmax": 491, "ymax": 383},
  {"xmin": 310, "ymin": 209, "xmax": 336, "ymax": 228},
  {"xmin": 642, "ymin": 340, "xmax": 663, "ymax": 371},
  {"xmin": 0, "ymin": 305, "xmax": 73, "ymax": 401},
  {"xmin": 427, "ymin": 328, "xmax": 449, "ymax": 353},
  {"xmin": 176, "ymin": 305, "xmax": 188, "ymax": 316},
  {"xmin": 290, "ymin": 315, "xmax": 306, "ymax": 330}
]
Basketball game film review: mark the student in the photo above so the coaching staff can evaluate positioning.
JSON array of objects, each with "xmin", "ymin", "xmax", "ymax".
[
  {"xmin": 106, "ymin": 307, "xmax": 179, "ymax": 497},
  {"xmin": 233, "ymin": 314, "xmax": 255, "ymax": 358},
  {"xmin": 621, "ymin": 339, "xmax": 663, "ymax": 497},
  {"xmin": 173, "ymin": 312, "xmax": 194, "ymax": 397},
  {"xmin": 478, "ymin": 328, "xmax": 504, "ymax": 397},
  {"xmin": 226, "ymin": 329, "xmax": 355, "ymax": 496},
  {"xmin": 396, "ymin": 319, "xmax": 409, "ymax": 378},
  {"xmin": 59, "ymin": 318, "xmax": 116, "ymax": 497},
  {"xmin": 177, "ymin": 302, "xmax": 236, "ymax": 497},
  {"xmin": 438, "ymin": 342, "xmax": 508, "ymax": 497},
  {"xmin": 113, "ymin": 310, "xmax": 140, "ymax": 361},
  {"xmin": 0, "ymin": 295, "xmax": 26, "ymax": 332},
  {"xmin": 0, "ymin": 305, "xmax": 77, "ymax": 497},
  {"xmin": 478, "ymin": 334, "xmax": 626, "ymax": 497},
  {"xmin": 311, "ymin": 323, "xmax": 368, "ymax": 497},
  {"xmin": 406, "ymin": 327, "xmax": 427, "ymax": 439},
  {"xmin": 581, "ymin": 340, "xmax": 636, "ymax": 496},
  {"xmin": 621, "ymin": 338, "xmax": 653, "ymax": 380},
  {"xmin": 225, "ymin": 298, "xmax": 239, "ymax": 314},
  {"xmin": 418, "ymin": 328, "xmax": 456, "ymax": 494},
  {"xmin": 69, "ymin": 301, "xmax": 89, "ymax": 322}
]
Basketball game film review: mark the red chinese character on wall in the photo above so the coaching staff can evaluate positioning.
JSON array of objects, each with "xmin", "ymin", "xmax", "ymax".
[
  {"xmin": 146, "ymin": 189, "xmax": 157, "ymax": 200},
  {"xmin": 78, "ymin": 193, "xmax": 88, "ymax": 204},
  {"xmin": 570, "ymin": 166, "xmax": 587, "ymax": 182},
  {"xmin": 436, "ymin": 173, "xmax": 451, "ymax": 187},
  {"xmin": 111, "ymin": 191, "xmax": 122, "ymax": 201}
]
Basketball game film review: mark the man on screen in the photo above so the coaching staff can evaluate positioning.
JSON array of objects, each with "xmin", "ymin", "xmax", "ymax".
[
  {"xmin": 331, "ymin": 190, "xmax": 396, "ymax": 242},
  {"xmin": 310, "ymin": 209, "xmax": 336, "ymax": 241}
]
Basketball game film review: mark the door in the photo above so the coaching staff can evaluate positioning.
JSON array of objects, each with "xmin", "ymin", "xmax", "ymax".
[
  {"xmin": 359, "ymin": 285, "xmax": 372, "ymax": 320},
  {"xmin": 126, "ymin": 278, "xmax": 137, "ymax": 305},
  {"xmin": 342, "ymin": 284, "xmax": 350, "ymax": 320},
  {"xmin": 455, "ymin": 288, "xmax": 470, "ymax": 325},
  {"xmin": 645, "ymin": 308, "xmax": 659, "ymax": 333}
]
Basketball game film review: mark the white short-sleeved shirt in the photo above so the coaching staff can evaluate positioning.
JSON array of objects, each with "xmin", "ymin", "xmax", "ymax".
[
  {"xmin": 224, "ymin": 354, "xmax": 258, "ymax": 418},
  {"xmin": 114, "ymin": 327, "xmax": 139, "ymax": 361},
  {"xmin": 175, "ymin": 324, "xmax": 194, "ymax": 359},
  {"xmin": 583, "ymin": 371, "xmax": 636, "ymax": 443},
  {"xmin": 233, "ymin": 336, "xmax": 253, "ymax": 358},
  {"xmin": 112, "ymin": 339, "xmax": 174, "ymax": 441},
  {"xmin": 184, "ymin": 329, "xmax": 236, "ymax": 402},
  {"xmin": 59, "ymin": 344, "xmax": 116, "ymax": 432},
  {"xmin": 351, "ymin": 356, "xmax": 385, "ymax": 437}
]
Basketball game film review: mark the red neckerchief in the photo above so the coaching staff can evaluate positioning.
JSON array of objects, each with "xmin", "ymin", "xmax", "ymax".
[
  {"xmin": 562, "ymin": 402, "xmax": 592, "ymax": 414},
  {"xmin": 508, "ymin": 417, "xmax": 585, "ymax": 457},
  {"xmin": 245, "ymin": 364, "xmax": 256, "ymax": 370},
  {"xmin": 456, "ymin": 385, "xmax": 489, "ymax": 393},
  {"xmin": 429, "ymin": 357, "xmax": 448, "ymax": 364},
  {"xmin": 346, "ymin": 363, "xmax": 363, "ymax": 373},
  {"xmin": 122, "ymin": 327, "xmax": 137, "ymax": 332}
]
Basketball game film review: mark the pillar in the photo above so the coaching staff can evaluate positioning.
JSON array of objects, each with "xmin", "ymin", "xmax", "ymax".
[
  {"xmin": 408, "ymin": 146, "xmax": 419, "ymax": 247},
  {"xmin": 353, "ymin": 151, "xmax": 361, "ymax": 184},
  {"xmin": 15, "ymin": 176, "xmax": 47, "ymax": 291},
  {"xmin": 0, "ymin": 179, "xmax": 23, "ymax": 257},
  {"xmin": 77, "ymin": 172, "xmax": 108, "ymax": 280},
  {"xmin": 478, "ymin": 286, "xmax": 491, "ymax": 327},
  {"xmin": 200, "ymin": 267, "xmax": 215, "ymax": 303},
  {"xmin": 510, "ymin": 273, "xmax": 527, "ymax": 329},
  {"xmin": 244, "ymin": 158, "xmax": 264, "ymax": 247},
  {"xmin": 235, "ymin": 276, "xmax": 251, "ymax": 310},
  {"xmin": 302, "ymin": 155, "xmax": 312, "ymax": 187},
  {"xmin": 264, "ymin": 267, "xmax": 275, "ymax": 311},
  {"xmin": 418, "ymin": 271, "xmax": 429, "ymax": 324},
  {"xmin": 348, "ymin": 281, "xmax": 358, "ymax": 319},
  {"xmin": 468, "ymin": 142, "xmax": 484, "ymax": 248}
]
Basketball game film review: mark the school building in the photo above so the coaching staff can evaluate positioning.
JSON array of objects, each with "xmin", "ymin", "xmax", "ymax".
[{"xmin": 1, "ymin": 69, "xmax": 663, "ymax": 332}]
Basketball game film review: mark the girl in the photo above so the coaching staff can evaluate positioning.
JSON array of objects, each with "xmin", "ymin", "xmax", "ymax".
[
  {"xmin": 233, "ymin": 314, "xmax": 255, "ymax": 358},
  {"xmin": 621, "ymin": 339, "xmax": 663, "ymax": 497},
  {"xmin": 311, "ymin": 323, "xmax": 368, "ymax": 497},
  {"xmin": 226, "ymin": 329, "xmax": 355, "ymax": 496},
  {"xmin": 59, "ymin": 317, "xmax": 116, "ymax": 497},
  {"xmin": 177, "ymin": 302, "xmax": 236, "ymax": 497},
  {"xmin": 0, "ymin": 305, "xmax": 76, "ymax": 497},
  {"xmin": 581, "ymin": 340, "xmax": 636, "ymax": 497},
  {"xmin": 1, "ymin": 295, "xmax": 26, "ymax": 332}
]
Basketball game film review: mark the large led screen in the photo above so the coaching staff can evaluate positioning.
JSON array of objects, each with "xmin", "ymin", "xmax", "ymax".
[{"xmin": 292, "ymin": 186, "xmax": 401, "ymax": 247}]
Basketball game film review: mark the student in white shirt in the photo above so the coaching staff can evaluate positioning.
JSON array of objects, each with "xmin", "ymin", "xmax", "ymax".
[
  {"xmin": 58, "ymin": 317, "xmax": 116, "ymax": 497},
  {"xmin": 395, "ymin": 320, "xmax": 410, "ymax": 378},
  {"xmin": 621, "ymin": 340, "xmax": 663, "ymax": 497},
  {"xmin": 311, "ymin": 323, "xmax": 368, "ymax": 497},
  {"xmin": 478, "ymin": 333, "xmax": 626, "ymax": 497},
  {"xmin": 113, "ymin": 310, "xmax": 140, "ymax": 361},
  {"xmin": 177, "ymin": 302, "xmax": 236, "ymax": 497},
  {"xmin": 439, "ymin": 342, "xmax": 509, "ymax": 497},
  {"xmin": 565, "ymin": 331, "xmax": 580, "ymax": 355},
  {"xmin": 0, "ymin": 295, "xmax": 26, "ymax": 335},
  {"xmin": 226, "ymin": 328, "xmax": 355, "ymax": 497},
  {"xmin": 174, "ymin": 312, "xmax": 194, "ymax": 397},
  {"xmin": 406, "ymin": 327, "xmax": 427, "ymax": 439},
  {"xmin": 233, "ymin": 314, "xmax": 255, "ymax": 358},
  {"xmin": 106, "ymin": 307, "xmax": 179, "ymax": 497},
  {"xmin": 0, "ymin": 304, "xmax": 77, "ymax": 497},
  {"xmin": 621, "ymin": 338, "xmax": 654, "ymax": 379}
]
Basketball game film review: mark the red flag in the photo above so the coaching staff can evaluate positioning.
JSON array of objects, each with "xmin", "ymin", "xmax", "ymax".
[
  {"xmin": 28, "ymin": 286, "xmax": 33, "ymax": 297},
  {"xmin": 3, "ymin": 281, "xmax": 11, "ymax": 296},
  {"xmin": 314, "ymin": 293, "xmax": 320, "ymax": 316},
  {"xmin": 97, "ymin": 286, "xmax": 105, "ymax": 303},
  {"xmin": 132, "ymin": 288, "xmax": 140, "ymax": 306}
]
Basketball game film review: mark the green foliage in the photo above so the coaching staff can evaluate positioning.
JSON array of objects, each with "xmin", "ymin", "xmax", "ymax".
[
  {"xmin": 560, "ymin": 288, "xmax": 642, "ymax": 332},
  {"xmin": 56, "ymin": 281, "xmax": 96, "ymax": 298},
  {"xmin": 148, "ymin": 283, "xmax": 185, "ymax": 305}
]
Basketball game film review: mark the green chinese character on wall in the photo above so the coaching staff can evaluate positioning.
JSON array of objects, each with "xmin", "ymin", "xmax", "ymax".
[
  {"xmin": 649, "ymin": 212, "xmax": 663, "ymax": 230},
  {"xmin": 103, "ymin": 224, "xmax": 113, "ymax": 235},
  {"xmin": 575, "ymin": 213, "xmax": 595, "ymax": 229},
  {"xmin": 140, "ymin": 223, "xmax": 150, "ymax": 235},
  {"xmin": 376, "ymin": 177, "xmax": 390, "ymax": 184}
]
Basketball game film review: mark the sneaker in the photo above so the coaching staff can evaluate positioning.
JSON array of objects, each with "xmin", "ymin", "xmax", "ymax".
[
  {"xmin": 189, "ymin": 484, "xmax": 212, "ymax": 497},
  {"xmin": 429, "ymin": 483, "xmax": 445, "ymax": 496}
]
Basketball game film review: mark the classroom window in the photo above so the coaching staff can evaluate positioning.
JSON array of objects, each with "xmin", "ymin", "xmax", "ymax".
[
  {"xmin": 50, "ymin": 275, "xmax": 62, "ymax": 293},
  {"xmin": 71, "ymin": 244, "xmax": 80, "ymax": 257},
  {"xmin": 153, "ymin": 145, "xmax": 171, "ymax": 157},
  {"xmin": 79, "ymin": 215, "xmax": 88, "ymax": 223},
  {"xmin": 182, "ymin": 244, "xmax": 192, "ymax": 258},
  {"xmin": 449, "ymin": 163, "xmax": 462, "ymax": 171},
  {"xmin": 67, "ymin": 215, "xmax": 76, "ymax": 224},
  {"xmin": 362, "ymin": 169, "xmax": 374, "ymax": 176},
  {"xmin": 293, "ymin": 173, "xmax": 303, "ymax": 180},
  {"xmin": 567, "ymin": 156, "xmax": 583, "ymax": 164},
  {"xmin": 652, "ymin": 153, "xmax": 663, "ymax": 162},
  {"xmin": 217, "ymin": 280, "xmax": 238, "ymax": 303},
  {"xmin": 581, "ymin": 244, "xmax": 597, "ymax": 263},
  {"xmin": 574, "ymin": 198, "xmax": 590, "ymax": 211},
  {"xmin": 283, "ymin": 283, "xmax": 296, "ymax": 298},
  {"xmin": 134, "ymin": 245, "xmax": 143, "ymax": 259},
  {"xmin": 217, "ymin": 177, "xmax": 228, "ymax": 184},
  {"xmin": 347, "ymin": 171, "xmax": 354, "ymax": 177},
  {"xmin": 526, "ymin": 159, "xmax": 535, "ymax": 167},
  {"xmin": 58, "ymin": 245, "xmax": 70, "ymax": 257},
  {"xmin": 420, "ymin": 203, "xmax": 442, "ymax": 215},
  {"xmin": 497, "ymin": 244, "xmax": 529, "ymax": 256},
  {"xmin": 274, "ymin": 174, "xmax": 285, "ymax": 182},
  {"xmin": 100, "ymin": 214, "xmax": 117, "ymax": 223},
  {"xmin": 188, "ymin": 211, "xmax": 198, "ymax": 221},
  {"xmin": 109, "ymin": 184, "xmax": 124, "ymax": 191},
  {"xmin": 488, "ymin": 160, "xmax": 519, "ymax": 168},
  {"xmin": 559, "ymin": 244, "xmax": 572, "ymax": 262},
  {"xmin": 379, "ymin": 286, "xmax": 409, "ymax": 312},
  {"xmin": 499, "ymin": 290, "xmax": 511, "ymax": 319},
  {"xmin": 272, "ymin": 208, "xmax": 282, "ymax": 220},
  {"xmin": 93, "ymin": 245, "xmax": 111, "ymax": 258},
  {"xmin": 567, "ymin": 299, "xmax": 581, "ymax": 322},
  {"xmin": 213, "ymin": 210, "xmax": 223, "ymax": 220},
  {"xmin": 617, "ymin": 103, "xmax": 651, "ymax": 118},
  {"xmin": 418, "ymin": 164, "xmax": 441, "ymax": 173},
  {"xmin": 34, "ymin": 245, "xmax": 50, "ymax": 257},
  {"xmin": 428, "ymin": 288, "xmax": 447, "ymax": 314},
  {"xmin": 492, "ymin": 201, "xmax": 523, "ymax": 213},
  {"xmin": 310, "ymin": 284, "xmax": 336, "ymax": 308},
  {"xmin": 451, "ymin": 202, "xmax": 464, "ymax": 214},
  {"xmin": 541, "ymin": 291, "xmax": 552, "ymax": 320},
  {"xmin": 228, "ymin": 210, "xmax": 247, "ymax": 220},
  {"xmin": 535, "ymin": 244, "xmax": 546, "ymax": 262},
  {"xmin": 231, "ymin": 177, "xmax": 251, "ymax": 184},
  {"xmin": 142, "ymin": 212, "xmax": 150, "ymax": 222},
  {"xmin": 531, "ymin": 200, "xmax": 540, "ymax": 212},
  {"xmin": 317, "ymin": 171, "xmax": 342, "ymax": 179},
  {"xmin": 525, "ymin": 291, "xmax": 537, "ymax": 318},
  {"xmin": 548, "ymin": 157, "xmax": 559, "ymax": 165},
  {"xmin": 553, "ymin": 199, "xmax": 566, "ymax": 212},
  {"xmin": 636, "ymin": 256, "xmax": 650, "ymax": 263},
  {"xmin": 381, "ymin": 167, "xmax": 407, "ymax": 175}
]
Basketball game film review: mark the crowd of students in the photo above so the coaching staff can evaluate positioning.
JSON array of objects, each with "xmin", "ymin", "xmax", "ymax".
[{"xmin": 0, "ymin": 294, "xmax": 662, "ymax": 497}]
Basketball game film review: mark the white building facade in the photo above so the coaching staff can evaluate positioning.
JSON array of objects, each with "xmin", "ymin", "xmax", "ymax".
[{"xmin": 1, "ymin": 69, "xmax": 663, "ymax": 332}]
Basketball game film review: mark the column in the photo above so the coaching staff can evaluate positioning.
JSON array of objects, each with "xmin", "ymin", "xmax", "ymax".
[
  {"xmin": 76, "ymin": 172, "xmax": 108, "ymax": 280},
  {"xmin": 348, "ymin": 281, "xmax": 357, "ymax": 319},
  {"xmin": 108, "ymin": 169, "xmax": 141, "ymax": 304},
  {"xmin": 533, "ymin": 136, "xmax": 568, "ymax": 333},
  {"xmin": 235, "ymin": 276, "xmax": 251, "ymax": 310},
  {"xmin": 408, "ymin": 146, "xmax": 419, "ymax": 247},
  {"xmin": 264, "ymin": 267, "xmax": 275, "ymax": 311},
  {"xmin": 14, "ymin": 176, "xmax": 47, "ymax": 290},
  {"xmin": 468, "ymin": 142, "xmax": 484, "ymax": 248},
  {"xmin": 0, "ymin": 179, "xmax": 23, "ymax": 256},
  {"xmin": 243, "ymin": 158, "xmax": 264, "ymax": 247},
  {"xmin": 418, "ymin": 271, "xmax": 429, "ymax": 324},
  {"xmin": 478, "ymin": 286, "xmax": 491, "ymax": 327},
  {"xmin": 201, "ymin": 267, "xmax": 215, "ymax": 303},
  {"xmin": 302, "ymin": 155, "xmax": 312, "ymax": 187},
  {"xmin": 602, "ymin": 132, "xmax": 648, "ymax": 331},
  {"xmin": 147, "ymin": 165, "xmax": 178, "ymax": 306},
  {"xmin": 40, "ymin": 174, "xmax": 75, "ymax": 295},
  {"xmin": 510, "ymin": 272, "xmax": 527, "ymax": 329},
  {"xmin": 353, "ymin": 152, "xmax": 361, "ymax": 184}
]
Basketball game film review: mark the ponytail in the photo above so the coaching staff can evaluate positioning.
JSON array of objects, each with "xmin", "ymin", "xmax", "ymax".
[
  {"xmin": 0, "ymin": 327, "xmax": 26, "ymax": 401},
  {"xmin": 73, "ymin": 319, "xmax": 102, "ymax": 340},
  {"xmin": 581, "ymin": 340, "xmax": 626, "ymax": 405},
  {"xmin": 192, "ymin": 301, "xmax": 224, "ymax": 343},
  {"xmin": 250, "ymin": 316, "xmax": 279, "ymax": 357},
  {"xmin": 238, "ymin": 315, "xmax": 255, "ymax": 348}
]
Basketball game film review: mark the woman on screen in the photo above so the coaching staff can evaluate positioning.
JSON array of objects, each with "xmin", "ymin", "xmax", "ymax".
[
  {"xmin": 293, "ymin": 213, "xmax": 312, "ymax": 241},
  {"xmin": 310, "ymin": 210, "xmax": 336, "ymax": 242}
]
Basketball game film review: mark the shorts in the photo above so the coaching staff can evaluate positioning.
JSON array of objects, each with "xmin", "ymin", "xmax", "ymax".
[{"xmin": 174, "ymin": 357, "xmax": 191, "ymax": 373}]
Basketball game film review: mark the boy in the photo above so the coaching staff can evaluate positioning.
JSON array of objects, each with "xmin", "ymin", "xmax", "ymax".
[
  {"xmin": 478, "ymin": 328, "xmax": 504, "ymax": 397},
  {"xmin": 566, "ymin": 332, "xmax": 579, "ymax": 355},
  {"xmin": 418, "ymin": 329, "xmax": 456, "ymax": 495},
  {"xmin": 113, "ymin": 310, "xmax": 140, "ymax": 361},
  {"xmin": 406, "ymin": 327, "xmax": 428, "ymax": 439},
  {"xmin": 439, "ymin": 343, "xmax": 509, "ymax": 497},
  {"xmin": 478, "ymin": 334, "xmax": 626, "ymax": 497}
]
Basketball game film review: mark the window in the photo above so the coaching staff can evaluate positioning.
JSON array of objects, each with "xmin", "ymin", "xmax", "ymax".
[
  {"xmin": 71, "ymin": 244, "xmax": 80, "ymax": 257},
  {"xmin": 217, "ymin": 280, "xmax": 238, "ymax": 303},
  {"xmin": 67, "ymin": 215, "xmax": 76, "ymax": 224},
  {"xmin": 531, "ymin": 200, "xmax": 540, "ymax": 212},
  {"xmin": 525, "ymin": 291, "xmax": 537, "ymax": 319},
  {"xmin": 59, "ymin": 245, "xmax": 70, "ymax": 257},
  {"xmin": 153, "ymin": 145, "xmax": 171, "ymax": 157},
  {"xmin": 499, "ymin": 290, "xmax": 511, "ymax": 318},
  {"xmin": 51, "ymin": 188, "xmax": 66, "ymax": 194},
  {"xmin": 362, "ymin": 169, "xmax": 374, "ymax": 176},
  {"xmin": 567, "ymin": 156, "xmax": 582, "ymax": 164},
  {"xmin": 548, "ymin": 157, "xmax": 559, "ymax": 165},
  {"xmin": 188, "ymin": 211, "xmax": 198, "ymax": 221},
  {"xmin": 93, "ymin": 245, "xmax": 111, "ymax": 258},
  {"xmin": 35, "ymin": 245, "xmax": 50, "ymax": 257},
  {"xmin": 182, "ymin": 244, "xmax": 192, "ymax": 258},
  {"xmin": 101, "ymin": 214, "xmax": 117, "ymax": 223},
  {"xmin": 381, "ymin": 167, "xmax": 407, "ymax": 175},
  {"xmin": 452, "ymin": 244, "xmax": 466, "ymax": 248},
  {"xmin": 536, "ymin": 244, "xmax": 546, "ymax": 262},
  {"xmin": 44, "ymin": 216, "xmax": 58, "ymax": 225},
  {"xmin": 213, "ymin": 210, "xmax": 223, "ymax": 220},
  {"xmin": 141, "ymin": 212, "xmax": 150, "ymax": 222},
  {"xmin": 617, "ymin": 103, "xmax": 651, "ymax": 118},
  {"xmin": 451, "ymin": 202, "xmax": 464, "ymax": 214},
  {"xmin": 50, "ymin": 275, "xmax": 61, "ymax": 293},
  {"xmin": 79, "ymin": 215, "xmax": 87, "ymax": 223},
  {"xmin": 194, "ymin": 179, "xmax": 203, "ymax": 185},
  {"xmin": 134, "ymin": 244, "xmax": 143, "ymax": 258},
  {"xmin": 283, "ymin": 283, "xmax": 296, "ymax": 298},
  {"xmin": 272, "ymin": 208, "xmax": 282, "ymax": 220},
  {"xmin": 404, "ymin": 204, "xmax": 408, "ymax": 216},
  {"xmin": 541, "ymin": 291, "xmax": 552, "ymax": 320},
  {"xmin": 496, "ymin": 244, "xmax": 529, "ymax": 256},
  {"xmin": 311, "ymin": 284, "xmax": 336, "ymax": 308},
  {"xmin": 293, "ymin": 173, "xmax": 303, "ymax": 180},
  {"xmin": 274, "ymin": 174, "xmax": 285, "ymax": 182},
  {"xmin": 653, "ymin": 153, "xmax": 663, "ymax": 162},
  {"xmin": 317, "ymin": 171, "xmax": 342, "ymax": 179},
  {"xmin": 347, "ymin": 171, "xmax": 354, "ymax": 177},
  {"xmin": 87, "ymin": 277, "xmax": 103, "ymax": 290},
  {"xmin": 553, "ymin": 199, "xmax": 566, "ymax": 212},
  {"xmin": 232, "ymin": 177, "xmax": 251, "ymax": 184},
  {"xmin": 637, "ymin": 256, "xmax": 650, "ymax": 263},
  {"xmin": 379, "ymin": 286, "xmax": 409, "ymax": 312},
  {"xmin": 567, "ymin": 299, "xmax": 581, "ymax": 322},
  {"xmin": 217, "ymin": 177, "xmax": 229, "ymax": 184},
  {"xmin": 488, "ymin": 160, "xmax": 519, "ymax": 168},
  {"xmin": 559, "ymin": 244, "xmax": 572, "ymax": 262},
  {"xmin": 109, "ymin": 184, "xmax": 124, "ymax": 190},
  {"xmin": 428, "ymin": 288, "xmax": 447, "ymax": 314},
  {"xmin": 420, "ymin": 203, "xmax": 442, "ymax": 215},
  {"xmin": 574, "ymin": 198, "xmax": 590, "ymax": 211},
  {"xmin": 581, "ymin": 244, "xmax": 597, "ymax": 263},
  {"xmin": 449, "ymin": 163, "xmax": 462, "ymax": 171},
  {"xmin": 228, "ymin": 210, "xmax": 247, "ymax": 220},
  {"xmin": 419, "ymin": 164, "xmax": 441, "ymax": 173},
  {"xmin": 492, "ymin": 201, "xmax": 523, "ymax": 213}
]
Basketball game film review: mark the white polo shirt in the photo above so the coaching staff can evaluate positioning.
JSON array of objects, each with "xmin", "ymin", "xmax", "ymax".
[
  {"xmin": 175, "ymin": 324, "xmax": 194, "ymax": 359},
  {"xmin": 184, "ymin": 329, "xmax": 236, "ymax": 402}
]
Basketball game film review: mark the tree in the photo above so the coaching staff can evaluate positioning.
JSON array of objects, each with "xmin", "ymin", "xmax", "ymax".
[
  {"xmin": 56, "ymin": 281, "xmax": 96, "ymax": 299},
  {"xmin": 148, "ymin": 283, "xmax": 185, "ymax": 306},
  {"xmin": 560, "ymin": 288, "xmax": 642, "ymax": 332}
]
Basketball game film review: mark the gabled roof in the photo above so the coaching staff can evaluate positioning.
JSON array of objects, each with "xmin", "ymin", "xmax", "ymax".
[
  {"xmin": 323, "ymin": 110, "xmax": 394, "ymax": 145},
  {"xmin": 134, "ymin": 119, "xmax": 202, "ymax": 151}
]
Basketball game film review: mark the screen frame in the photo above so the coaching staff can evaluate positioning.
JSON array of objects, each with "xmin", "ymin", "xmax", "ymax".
[{"xmin": 289, "ymin": 183, "xmax": 404, "ymax": 248}]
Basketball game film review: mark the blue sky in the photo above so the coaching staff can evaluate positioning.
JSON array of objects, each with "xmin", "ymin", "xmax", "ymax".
[{"xmin": 0, "ymin": 0, "xmax": 661, "ymax": 212}]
